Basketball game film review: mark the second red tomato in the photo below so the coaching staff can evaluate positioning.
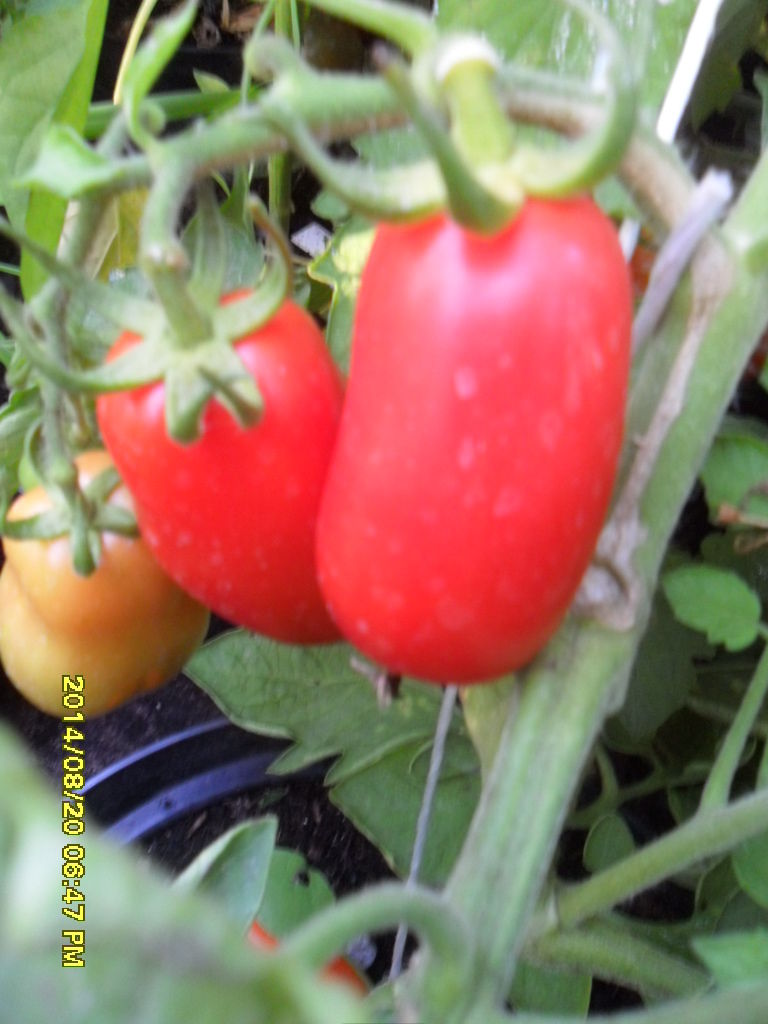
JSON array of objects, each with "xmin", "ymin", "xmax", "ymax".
[
  {"xmin": 97, "ymin": 299, "xmax": 344, "ymax": 643},
  {"xmin": 316, "ymin": 199, "xmax": 632, "ymax": 682}
]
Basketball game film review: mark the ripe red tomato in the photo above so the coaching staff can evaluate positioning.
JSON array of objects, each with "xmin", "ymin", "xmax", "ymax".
[
  {"xmin": 96, "ymin": 299, "xmax": 344, "ymax": 643},
  {"xmin": 248, "ymin": 921, "xmax": 368, "ymax": 995},
  {"xmin": 316, "ymin": 198, "xmax": 632, "ymax": 683}
]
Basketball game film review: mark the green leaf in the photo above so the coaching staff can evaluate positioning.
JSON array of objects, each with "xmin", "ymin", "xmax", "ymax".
[
  {"xmin": 0, "ymin": 385, "xmax": 41, "ymax": 514},
  {"xmin": 0, "ymin": 0, "xmax": 107, "ymax": 295},
  {"xmin": 331, "ymin": 736, "xmax": 479, "ymax": 884},
  {"xmin": 510, "ymin": 960, "xmax": 591, "ymax": 1016},
  {"xmin": 183, "ymin": 208, "xmax": 265, "ymax": 294},
  {"xmin": 662, "ymin": 564, "xmax": 762, "ymax": 651},
  {"xmin": 23, "ymin": 0, "xmax": 107, "ymax": 295},
  {"xmin": 121, "ymin": 0, "xmax": 197, "ymax": 126},
  {"xmin": 16, "ymin": 123, "xmax": 118, "ymax": 197},
  {"xmin": 308, "ymin": 216, "xmax": 375, "ymax": 373},
  {"xmin": 700, "ymin": 418, "xmax": 768, "ymax": 520},
  {"xmin": 256, "ymin": 849, "xmax": 335, "ymax": 938},
  {"xmin": 193, "ymin": 69, "xmax": 231, "ymax": 95},
  {"xmin": 617, "ymin": 585, "xmax": 709, "ymax": 740},
  {"xmin": 700, "ymin": 532, "xmax": 768, "ymax": 610},
  {"xmin": 717, "ymin": 891, "xmax": 768, "ymax": 933},
  {"xmin": 311, "ymin": 189, "xmax": 350, "ymax": 223},
  {"xmin": 0, "ymin": 722, "xmax": 362, "ymax": 1024},
  {"xmin": 733, "ymin": 831, "xmax": 768, "ymax": 910},
  {"xmin": 186, "ymin": 633, "xmax": 479, "ymax": 883},
  {"xmin": 697, "ymin": 858, "xmax": 742, "ymax": 921},
  {"xmin": 187, "ymin": 633, "xmax": 472, "ymax": 783},
  {"xmin": 88, "ymin": 188, "xmax": 147, "ymax": 281},
  {"xmin": 583, "ymin": 813, "xmax": 636, "ymax": 873},
  {"xmin": 436, "ymin": 0, "xmax": 698, "ymax": 118},
  {"xmin": 174, "ymin": 818, "xmax": 278, "ymax": 932},
  {"xmin": 693, "ymin": 929, "xmax": 768, "ymax": 985}
]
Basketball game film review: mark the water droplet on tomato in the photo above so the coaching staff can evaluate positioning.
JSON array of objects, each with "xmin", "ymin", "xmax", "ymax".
[
  {"xmin": 453, "ymin": 367, "xmax": 478, "ymax": 399},
  {"xmin": 493, "ymin": 487, "xmax": 520, "ymax": 518},
  {"xmin": 457, "ymin": 438, "xmax": 475, "ymax": 470}
]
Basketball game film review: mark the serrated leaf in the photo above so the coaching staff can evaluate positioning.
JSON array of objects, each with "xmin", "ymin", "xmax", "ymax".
[
  {"xmin": 331, "ymin": 737, "xmax": 479, "ymax": 884},
  {"xmin": 174, "ymin": 818, "xmax": 278, "ymax": 932},
  {"xmin": 257, "ymin": 849, "xmax": 335, "ymax": 938},
  {"xmin": 583, "ymin": 813, "xmax": 636, "ymax": 873},
  {"xmin": 186, "ymin": 633, "xmax": 479, "ymax": 883},
  {"xmin": 700, "ymin": 419, "xmax": 768, "ymax": 520},
  {"xmin": 662, "ymin": 565, "xmax": 762, "ymax": 651},
  {"xmin": 733, "ymin": 831, "xmax": 768, "ymax": 910},
  {"xmin": 693, "ymin": 929, "xmax": 768, "ymax": 985},
  {"xmin": 308, "ymin": 216, "xmax": 374, "ymax": 373},
  {"xmin": 186, "ymin": 633, "xmax": 474, "ymax": 785}
]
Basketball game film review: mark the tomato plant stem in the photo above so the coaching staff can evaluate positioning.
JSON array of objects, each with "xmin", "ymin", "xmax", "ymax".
[
  {"xmin": 698, "ymin": 639, "xmax": 768, "ymax": 810},
  {"xmin": 553, "ymin": 786, "xmax": 768, "ymax": 930},
  {"xmin": 465, "ymin": 981, "xmax": 768, "ymax": 1024},
  {"xmin": 528, "ymin": 918, "xmax": 708, "ymax": 999},
  {"xmin": 268, "ymin": 0, "xmax": 295, "ymax": 234},
  {"xmin": 139, "ymin": 163, "xmax": 212, "ymax": 344},
  {"xmin": 278, "ymin": 882, "xmax": 474, "ymax": 1019},
  {"xmin": 435, "ymin": 625, "xmax": 632, "ymax": 1007}
]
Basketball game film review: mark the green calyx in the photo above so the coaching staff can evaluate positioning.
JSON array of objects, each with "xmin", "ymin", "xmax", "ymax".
[
  {"xmin": 248, "ymin": 0, "xmax": 635, "ymax": 234},
  {"xmin": 0, "ymin": 195, "xmax": 292, "ymax": 444},
  {"xmin": 2, "ymin": 463, "xmax": 137, "ymax": 576}
]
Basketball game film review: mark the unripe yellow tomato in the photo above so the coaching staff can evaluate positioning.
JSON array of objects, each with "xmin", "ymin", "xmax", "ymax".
[{"xmin": 0, "ymin": 451, "xmax": 210, "ymax": 716}]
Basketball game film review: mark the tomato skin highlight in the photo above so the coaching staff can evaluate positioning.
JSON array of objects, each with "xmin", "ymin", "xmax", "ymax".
[
  {"xmin": 247, "ymin": 921, "xmax": 368, "ymax": 995},
  {"xmin": 0, "ymin": 451, "xmax": 209, "ymax": 716},
  {"xmin": 97, "ymin": 299, "xmax": 344, "ymax": 643},
  {"xmin": 316, "ymin": 199, "xmax": 632, "ymax": 683}
]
